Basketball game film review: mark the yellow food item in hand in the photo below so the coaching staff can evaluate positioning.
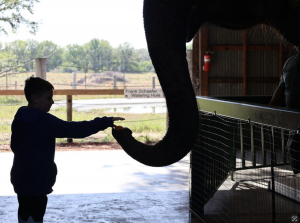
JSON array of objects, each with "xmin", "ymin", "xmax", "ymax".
[{"xmin": 115, "ymin": 126, "xmax": 123, "ymax": 130}]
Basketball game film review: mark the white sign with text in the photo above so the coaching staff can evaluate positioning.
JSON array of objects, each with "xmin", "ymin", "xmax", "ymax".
[{"xmin": 124, "ymin": 89, "xmax": 164, "ymax": 98}]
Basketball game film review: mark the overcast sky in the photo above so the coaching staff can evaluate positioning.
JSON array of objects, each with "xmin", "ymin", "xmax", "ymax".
[{"xmin": 0, "ymin": 0, "xmax": 149, "ymax": 49}]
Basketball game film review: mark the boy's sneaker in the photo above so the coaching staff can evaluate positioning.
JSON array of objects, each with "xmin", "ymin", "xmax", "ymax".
[{"xmin": 18, "ymin": 215, "xmax": 43, "ymax": 223}]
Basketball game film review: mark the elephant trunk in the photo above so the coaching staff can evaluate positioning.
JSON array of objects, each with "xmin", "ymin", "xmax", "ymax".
[{"xmin": 112, "ymin": 0, "xmax": 199, "ymax": 167}]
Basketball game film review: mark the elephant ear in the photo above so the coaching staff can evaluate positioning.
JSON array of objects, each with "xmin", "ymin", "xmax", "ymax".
[
  {"xmin": 186, "ymin": 1, "xmax": 215, "ymax": 42},
  {"xmin": 263, "ymin": 0, "xmax": 300, "ymax": 48},
  {"xmin": 186, "ymin": 0, "xmax": 281, "ymax": 41},
  {"xmin": 112, "ymin": 0, "xmax": 199, "ymax": 167}
]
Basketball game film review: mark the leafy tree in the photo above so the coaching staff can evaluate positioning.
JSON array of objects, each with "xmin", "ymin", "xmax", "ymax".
[
  {"xmin": 83, "ymin": 39, "xmax": 99, "ymax": 72},
  {"xmin": 138, "ymin": 61, "xmax": 154, "ymax": 72},
  {"xmin": 37, "ymin": 40, "xmax": 63, "ymax": 71},
  {"xmin": 7, "ymin": 40, "xmax": 29, "ymax": 71},
  {"xmin": 116, "ymin": 42, "xmax": 138, "ymax": 72},
  {"xmin": 0, "ymin": 42, "xmax": 17, "ymax": 72},
  {"xmin": 135, "ymin": 48, "xmax": 150, "ymax": 62},
  {"xmin": 27, "ymin": 39, "xmax": 39, "ymax": 59},
  {"xmin": 135, "ymin": 48, "xmax": 153, "ymax": 72},
  {"xmin": 8, "ymin": 40, "xmax": 27, "ymax": 60},
  {"xmin": 62, "ymin": 44, "xmax": 86, "ymax": 72},
  {"xmin": 0, "ymin": 0, "xmax": 40, "ymax": 35},
  {"xmin": 0, "ymin": 38, "xmax": 157, "ymax": 74},
  {"xmin": 99, "ymin": 39, "xmax": 113, "ymax": 71},
  {"xmin": 2, "ymin": 39, "xmax": 39, "ymax": 71},
  {"xmin": 83, "ymin": 38, "xmax": 113, "ymax": 72},
  {"xmin": 26, "ymin": 39, "xmax": 39, "ymax": 69}
]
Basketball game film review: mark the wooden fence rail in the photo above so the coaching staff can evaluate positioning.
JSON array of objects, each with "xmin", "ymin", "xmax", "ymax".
[
  {"xmin": 0, "ymin": 89, "xmax": 124, "ymax": 142},
  {"xmin": 0, "ymin": 89, "xmax": 124, "ymax": 96},
  {"xmin": 0, "ymin": 89, "xmax": 168, "ymax": 143}
]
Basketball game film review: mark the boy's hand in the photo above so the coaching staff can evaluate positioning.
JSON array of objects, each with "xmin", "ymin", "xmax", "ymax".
[
  {"xmin": 112, "ymin": 117, "xmax": 125, "ymax": 127},
  {"xmin": 112, "ymin": 117, "xmax": 125, "ymax": 122}
]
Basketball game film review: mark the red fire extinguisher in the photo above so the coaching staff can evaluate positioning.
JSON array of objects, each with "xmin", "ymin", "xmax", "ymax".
[{"xmin": 203, "ymin": 49, "xmax": 213, "ymax": 71}]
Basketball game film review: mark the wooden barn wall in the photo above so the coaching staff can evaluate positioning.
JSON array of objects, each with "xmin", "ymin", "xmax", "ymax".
[
  {"xmin": 247, "ymin": 25, "xmax": 279, "ymax": 95},
  {"xmin": 204, "ymin": 23, "xmax": 298, "ymax": 96},
  {"xmin": 207, "ymin": 23, "xmax": 243, "ymax": 96}
]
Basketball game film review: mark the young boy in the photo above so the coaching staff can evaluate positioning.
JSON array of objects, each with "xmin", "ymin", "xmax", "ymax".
[{"xmin": 10, "ymin": 77, "xmax": 125, "ymax": 223}]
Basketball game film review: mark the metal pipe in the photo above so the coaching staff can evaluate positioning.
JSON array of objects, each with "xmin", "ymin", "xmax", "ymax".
[
  {"xmin": 114, "ymin": 76, "xmax": 116, "ymax": 89},
  {"xmin": 72, "ymin": 72, "xmax": 76, "ymax": 89},
  {"xmin": 152, "ymin": 77, "xmax": 155, "ymax": 88}
]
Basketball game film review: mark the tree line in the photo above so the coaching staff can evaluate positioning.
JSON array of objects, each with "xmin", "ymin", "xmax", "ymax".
[{"xmin": 0, "ymin": 39, "xmax": 154, "ymax": 73}]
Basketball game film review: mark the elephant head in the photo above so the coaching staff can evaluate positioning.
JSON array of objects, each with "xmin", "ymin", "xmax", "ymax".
[{"xmin": 112, "ymin": 0, "xmax": 300, "ymax": 167}]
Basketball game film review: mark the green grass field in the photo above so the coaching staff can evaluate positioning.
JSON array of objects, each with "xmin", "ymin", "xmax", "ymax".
[
  {"xmin": 0, "ymin": 99, "xmax": 167, "ymax": 145},
  {"xmin": 0, "ymin": 71, "xmax": 167, "ymax": 145},
  {"xmin": 53, "ymin": 106, "xmax": 167, "ymax": 144}
]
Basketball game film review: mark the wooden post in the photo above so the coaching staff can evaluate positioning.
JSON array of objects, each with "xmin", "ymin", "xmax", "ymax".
[
  {"xmin": 152, "ymin": 77, "xmax": 155, "ymax": 89},
  {"xmin": 67, "ymin": 95, "xmax": 73, "ymax": 143},
  {"xmin": 114, "ymin": 76, "xmax": 117, "ymax": 89},
  {"xmin": 279, "ymin": 35, "xmax": 283, "ymax": 79},
  {"xmin": 35, "ymin": 58, "xmax": 47, "ymax": 80},
  {"xmin": 243, "ymin": 30, "xmax": 247, "ymax": 96},
  {"xmin": 192, "ymin": 30, "xmax": 200, "ymax": 95},
  {"xmin": 124, "ymin": 73, "xmax": 126, "ymax": 89},
  {"xmin": 200, "ymin": 24, "xmax": 208, "ymax": 96},
  {"xmin": 72, "ymin": 72, "xmax": 76, "ymax": 89},
  {"xmin": 5, "ymin": 73, "xmax": 8, "ymax": 89}
]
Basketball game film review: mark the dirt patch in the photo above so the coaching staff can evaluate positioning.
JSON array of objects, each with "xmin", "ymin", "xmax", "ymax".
[
  {"xmin": 0, "ymin": 141, "xmax": 157, "ymax": 153},
  {"xmin": 77, "ymin": 71, "xmax": 127, "ymax": 86},
  {"xmin": 55, "ymin": 142, "xmax": 123, "ymax": 152}
]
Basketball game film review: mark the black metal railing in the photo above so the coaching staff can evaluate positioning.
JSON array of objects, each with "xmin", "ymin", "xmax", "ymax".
[{"xmin": 190, "ymin": 96, "xmax": 300, "ymax": 223}]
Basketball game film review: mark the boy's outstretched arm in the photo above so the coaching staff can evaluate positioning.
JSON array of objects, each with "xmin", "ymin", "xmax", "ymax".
[{"xmin": 44, "ymin": 114, "xmax": 125, "ymax": 139}]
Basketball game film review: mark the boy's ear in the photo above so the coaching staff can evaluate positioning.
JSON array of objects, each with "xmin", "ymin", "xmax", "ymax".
[{"xmin": 31, "ymin": 94, "xmax": 38, "ymax": 103}]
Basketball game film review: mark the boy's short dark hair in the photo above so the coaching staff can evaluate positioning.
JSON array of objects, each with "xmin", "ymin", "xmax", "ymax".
[{"xmin": 24, "ymin": 77, "xmax": 54, "ymax": 104}]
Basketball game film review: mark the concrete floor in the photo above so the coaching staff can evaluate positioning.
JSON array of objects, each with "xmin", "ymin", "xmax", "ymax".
[
  {"xmin": 189, "ymin": 164, "xmax": 300, "ymax": 223},
  {"xmin": 1, "ymin": 150, "xmax": 299, "ymax": 223},
  {"xmin": 0, "ymin": 150, "xmax": 190, "ymax": 223},
  {"xmin": 203, "ymin": 178, "xmax": 300, "ymax": 223}
]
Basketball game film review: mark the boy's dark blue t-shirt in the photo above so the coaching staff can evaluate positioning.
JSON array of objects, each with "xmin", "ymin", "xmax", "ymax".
[{"xmin": 10, "ymin": 106, "xmax": 114, "ymax": 195}]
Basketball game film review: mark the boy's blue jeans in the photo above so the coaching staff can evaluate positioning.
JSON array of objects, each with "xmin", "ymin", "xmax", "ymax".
[{"xmin": 17, "ymin": 194, "xmax": 48, "ymax": 222}]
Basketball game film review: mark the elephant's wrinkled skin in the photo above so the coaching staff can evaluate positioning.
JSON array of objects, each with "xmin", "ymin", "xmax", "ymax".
[{"xmin": 112, "ymin": 0, "xmax": 300, "ymax": 167}]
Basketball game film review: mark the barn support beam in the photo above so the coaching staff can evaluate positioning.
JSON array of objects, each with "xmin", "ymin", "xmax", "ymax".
[
  {"xmin": 243, "ymin": 30, "xmax": 247, "ymax": 96},
  {"xmin": 200, "ymin": 24, "xmax": 208, "ymax": 96}
]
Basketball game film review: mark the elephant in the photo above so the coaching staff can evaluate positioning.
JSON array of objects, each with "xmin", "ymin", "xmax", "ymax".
[{"xmin": 112, "ymin": 0, "xmax": 300, "ymax": 167}]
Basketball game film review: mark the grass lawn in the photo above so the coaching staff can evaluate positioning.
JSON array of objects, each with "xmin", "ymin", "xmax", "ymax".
[
  {"xmin": 0, "ymin": 71, "xmax": 167, "ymax": 145},
  {"xmin": 0, "ymin": 72, "xmax": 166, "ymax": 144},
  {"xmin": 52, "ymin": 106, "xmax": 167, "ymax": 144},
  {"xmin": 0, "ymin": 101, "xmax": 167, "ymax": 145}
]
